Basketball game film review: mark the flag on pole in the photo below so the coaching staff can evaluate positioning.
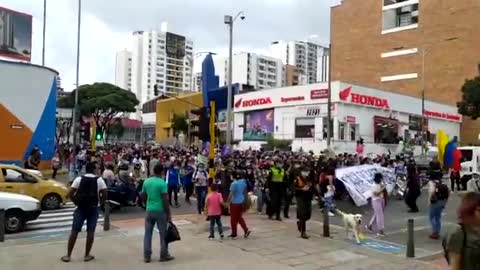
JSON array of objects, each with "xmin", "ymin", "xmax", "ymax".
[{"xmin": 437, "ymin": 129, "xmax": 449, "ymax": 165}]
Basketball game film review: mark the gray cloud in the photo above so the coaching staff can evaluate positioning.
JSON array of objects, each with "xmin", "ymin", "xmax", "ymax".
[{"xmin": 3, "ymin": 0, "xmax": 333, "ymax": 90}]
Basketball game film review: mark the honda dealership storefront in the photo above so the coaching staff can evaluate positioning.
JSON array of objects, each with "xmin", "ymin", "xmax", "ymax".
[{"xmin": 233, "ymin": 81, "xmax": 461, "ymax": 154}]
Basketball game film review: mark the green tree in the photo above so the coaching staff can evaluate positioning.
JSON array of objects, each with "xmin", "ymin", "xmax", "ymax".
[
  {"xmin": 457, "ymin": 65, "xmax": 480, "ymax": 119},
  {"xmin": 58, "ymin": 82, "xmax": 139, "ymax": 139},
  {"xmin": 170, "ymin": 113, "xmax": 188, "ymax": 136}
]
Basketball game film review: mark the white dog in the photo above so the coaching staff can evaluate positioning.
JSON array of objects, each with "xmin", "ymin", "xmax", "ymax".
[
  {"xmin": 336, "ymin": 209, "xmax": 363, "ymax": 244},
  {"xmin": 248, "ymin": 192, "xmax": 258, "ymax": 213}
]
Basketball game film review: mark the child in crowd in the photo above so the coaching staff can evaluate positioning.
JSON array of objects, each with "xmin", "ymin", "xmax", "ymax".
[
  {"xmin": 324, "ymin": 185, "xmax": 336, "ymax": 217},
  {"xmin": 205, "ymin": 184, "xmax": 224, "ymax": 239}
]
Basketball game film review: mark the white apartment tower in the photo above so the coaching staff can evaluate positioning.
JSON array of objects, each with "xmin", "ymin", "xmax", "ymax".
[
  {"xmin": 115, "ymin": 29, "xmax": 194, "ymax": 106},
  {"xmin": 115, "ymin": 49, "xmax": 132, "ymax": 91},
  {"xmin": 215, "ymin": 52, "xmax": 284, "ymax": 90},
  {"xmin": 271, "ymin": 40, "xmax": 329, "ymax": 84}
]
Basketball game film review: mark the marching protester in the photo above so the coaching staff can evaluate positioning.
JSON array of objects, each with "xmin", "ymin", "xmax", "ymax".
[
  {"xmin": 141, "ymin": 163, "xmax": 174, "ymax": 263},
  {"xmin": 446, "ymin": 192, "xmax": 480, "ymax": 270},
  {"xmin": 405, "ymin": 162, "xmax": 421, "ymax": 213},
  {"xmin": 428, "ymin": 174, "xmax": 450, "ymax": 240},
  {"xmin": 193, "ymin": 163, "xmax": 209, "ymax": 214},
  {"xmin": 166, "ymin": 163, "xmax": 181, "ymax": 207},
  {"xmin": 205, "ymin": 184, "xmax": 225, "ymax": 239},
  {"xmin": 294, "ymin": 165, "xmax": 316, "ymax": 239},
  {"xmin": 62, "ymin": 162, "xmax": 107, "ymax": 263},
  {"xmin": 51, "ymin": 151, "xmax": 61, "ymax": 179},
  {"xmin": 366, "ymin": 173, "xmax": 386, "ymax": 237},
  {"xmin": 228, "ymin": 170, "xmax": 251, "ymax": 238},
  {"xmin": 182, "ymin": 159, "xmax": 195, "ymax": 204}
]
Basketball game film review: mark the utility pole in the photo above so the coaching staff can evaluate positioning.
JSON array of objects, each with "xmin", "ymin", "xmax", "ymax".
[
  {"xmin": 326, "ymin": 43, "xmax": 332, "ymax": 148},
  {"xmin": 421, "ymin": 48, "xmax": 426, "ymax": 156},
  {"xmin": 72, "ymin": 0, "xmax": 82, "ymax": 146},
  {"xmin": 42, "ymin": 0, "xmax": 46, "ymax": 66}
]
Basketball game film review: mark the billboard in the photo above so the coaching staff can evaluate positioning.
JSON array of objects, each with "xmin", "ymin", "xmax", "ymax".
[
  {"xmin": 243, "ymin": 109, "xmax": 274, "ymax": 141},
  {"xmin": 0, "ymin": 6, "xmax": 32, "ymax": 61}
]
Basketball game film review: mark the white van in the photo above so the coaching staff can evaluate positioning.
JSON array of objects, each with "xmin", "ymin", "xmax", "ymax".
[
  {"xmin": 0, "ymin": 191, "xmax": 42, "ymax": 233},
  {"xmin": 458, "ymin": 146, "xmax": 480, "ymax": 179}
]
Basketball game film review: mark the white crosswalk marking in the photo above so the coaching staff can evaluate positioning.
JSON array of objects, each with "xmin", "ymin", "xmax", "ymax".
[{"xmin": 8, "ymin": 202, "xmax": 104, "ymax": 239}]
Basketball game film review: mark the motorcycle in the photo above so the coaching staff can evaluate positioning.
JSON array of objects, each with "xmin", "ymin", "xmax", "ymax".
[{"xmin": 104, "ymin": 178, "xmax": 145, "ymax": 212}]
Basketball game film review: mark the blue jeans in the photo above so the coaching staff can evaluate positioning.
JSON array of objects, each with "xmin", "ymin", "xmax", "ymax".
[
  {"xmin": 144, "ymin": 211, "xmax": 169, "ymax": 259},
  {"xmin": 256, "ymin": 189, "xmax": 265, "ymax": 213},
  {"xmin": 209, "ymin": 215, "xmax": 224, "ymax": 237},
  {"xmin": 429, "ymin": 200, "xmax": 446, "ymax": 234},
  {"xmin": 72, "ymin": 207, "xmax": 99, "ymax": 232},
  {"xmin": 196, "ymin": 186, "xmax": 208, "ymax": 214}
]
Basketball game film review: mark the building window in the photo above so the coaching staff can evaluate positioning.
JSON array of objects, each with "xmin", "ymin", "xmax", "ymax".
[
  {"xmin": 295, "ymin": 118, "xmax": 315, "ymax": 138},
  {"xmin": 382, "ymin": 2, "xmax": 419, "ymax": 32},
  {"xmin": 350, "ymin": 124, "xmax": 358, "ymax": 141},
  {"xmin": 374, "ymin": 116, "xmax": 400, "ymax": 144}
]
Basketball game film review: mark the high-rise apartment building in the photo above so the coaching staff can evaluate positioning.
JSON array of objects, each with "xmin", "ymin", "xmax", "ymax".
[
  {"xmin": 115, "ymin": 29, "xmax": 194, "ymax": 109},
  {"xmin": 115, "ymin": 49, "xmax": 132, "ymax": 91},
  {"xmin": 331, "ymin": 0, "xmax": 480, "ymax": 143},
  {"xmin": 271, "ymin": 40, "xmax": 329, "ymax": 84},
  {"xmin": 214, "ymin": 52, "xmax": 284, "ymax": 90}
]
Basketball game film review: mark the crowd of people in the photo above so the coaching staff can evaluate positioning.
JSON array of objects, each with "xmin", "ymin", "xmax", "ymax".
[{"xmin": 42, "ymin": 143, "xmax": 480, "ymax": 268}]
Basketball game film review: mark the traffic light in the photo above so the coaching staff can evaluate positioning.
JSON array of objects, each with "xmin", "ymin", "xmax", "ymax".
[
  {"xmin": 80, "ymin": 122, "xmax": 91, "ymax": 142},
  {"xmin": 190, "ymin": 107, "xmax": 210, "ymax": 141},
  {"xmin": 95, "ymin": 126, "xmax": 103, "ymax": 141},
  {"xmin": 154, "ymin": 84, "xmax": 159, "ymax": 96}
]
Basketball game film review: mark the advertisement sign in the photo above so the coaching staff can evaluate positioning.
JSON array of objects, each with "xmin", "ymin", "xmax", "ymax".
[
  {"xmin": 0, "ymin": 6, "xmax": 32, "ymax": 61},
  {"xmin": 243, "ymin": 109, "xmax": 274, "ymax": 141},
  {"xmin": 335, "ymin": 165, "xmax": 396, "ymax": 206},
  {"xmin": 235, "ymin": 97, "xmax": 272, "ymax": 108},
  {"xmin": 339, "ymin": 86, "xmax": 390, "ymax": 109},
  {"xmin": 296, "ymin": 105, "xmax": 322, "ymax": 117},
  {"xmin": 281, "ymin": 96, "xmax": 305, "ymax": 103},
  {"xmin": 424, "ymin": 110, "xmax": 461, "ymax": 122},
  {"xmin": 311, "ymin": 89, "xmax": 329, "ymax": 99},
  {"xmin": 346, "ymin": 116, "xmax": 356, "ymax": 124}
]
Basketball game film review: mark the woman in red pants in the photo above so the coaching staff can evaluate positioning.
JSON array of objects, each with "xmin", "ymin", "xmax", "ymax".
[{"xmin": 227, "ymin": 170, "xmax": 252, "ymax": 239}]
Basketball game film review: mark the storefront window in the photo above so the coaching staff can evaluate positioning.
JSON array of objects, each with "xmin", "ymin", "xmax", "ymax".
[
  {"xmin": 339, "ymin": 122, "xmax": 346, "ymax": 140},
  {"xmin": 374, "ymin": 116, "xmax": 400, "ymax": 144},
  {"xmin": 349, "ymin": 124, "xmax": 358, "ymax": 141},
  {"xmin": 295, "ymin": 118, "xmax": 315, "ymax": 138},
  {"xmin": 322, "ymin": 117, "xmax": 333, "ymax": 140}
]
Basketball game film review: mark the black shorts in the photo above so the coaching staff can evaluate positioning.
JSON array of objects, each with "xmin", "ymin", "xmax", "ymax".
[{"xmin": 72, "ymin": 207, "xmax": 99, "ymax": 233}]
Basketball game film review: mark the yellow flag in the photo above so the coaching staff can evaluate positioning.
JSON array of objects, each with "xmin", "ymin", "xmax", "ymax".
[{"xmin": 437, "ymin": 129, "xmax": 449, "ymax": 165}]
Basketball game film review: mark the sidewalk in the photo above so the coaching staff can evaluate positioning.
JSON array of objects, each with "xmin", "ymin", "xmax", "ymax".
[{"xmin": 0, "ymin": 214, "xmax": 443, "ymax": 270}]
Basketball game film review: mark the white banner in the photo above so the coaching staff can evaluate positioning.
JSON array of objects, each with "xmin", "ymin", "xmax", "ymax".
[{"xmin": 335, "ymin": 165, "xmax": 396, "ymax": 206}]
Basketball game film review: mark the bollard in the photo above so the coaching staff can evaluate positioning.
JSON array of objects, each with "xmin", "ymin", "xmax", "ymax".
[
  {"xmin": 0, "ymin": 208, "xmax": 5, "ymax": 242},
  {"xmin": 323, "ymin": 209, "xmax": 330, "ymax": 237},
  {"xmin": 103, "ymin": 202, "xmax": 110, "ymax": 231},
  {"xmin": 406, "ymin": 218, "xmax": 415, "ymax": 258}
]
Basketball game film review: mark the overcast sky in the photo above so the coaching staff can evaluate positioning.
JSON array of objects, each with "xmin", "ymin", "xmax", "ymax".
[{"xmin": 2, "ymin": 0, "xmax": 337, "ymax": 91}]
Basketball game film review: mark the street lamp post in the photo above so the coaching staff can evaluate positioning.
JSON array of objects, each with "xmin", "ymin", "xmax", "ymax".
[
  {"xmin": 326, "ymin": 43, "xmax": 332, "ymax": 148},
  {"xmin": 72, "ymin": 0, "xmax": 81, "ymax": 146},
  {"xmin": 224, "ymin": 11, "xmax": 245, "ymax": 147},
  {"xmin": 42, "ymin": 0, "xmax": 46, "ymax": 66}
]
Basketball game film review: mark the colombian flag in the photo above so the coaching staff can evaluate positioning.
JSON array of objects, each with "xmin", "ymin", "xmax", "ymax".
[{"xmin": 437, "ymin": 130, "xmax": 449, "ymax": 165}]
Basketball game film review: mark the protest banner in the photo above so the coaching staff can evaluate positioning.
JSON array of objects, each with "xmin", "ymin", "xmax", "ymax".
[{"xmin": 335, "ymin": 165, "xmax": 396, "ymax": 206}]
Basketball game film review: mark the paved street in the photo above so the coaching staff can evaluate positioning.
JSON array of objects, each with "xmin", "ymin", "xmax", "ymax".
[{"xmin": 0, "ymin": 211, "xmax": 442, "ymax": 270}]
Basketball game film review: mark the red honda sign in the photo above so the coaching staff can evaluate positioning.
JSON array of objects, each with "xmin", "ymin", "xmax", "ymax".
[
  {"xmin": 311, "ymin": 89, "xmax": 329, "ymax": 99},
  {"xmin": 281, "ymin": 96, "xmax": 305, "ymax": 103},
  {"xmin": 339, "ymin": 86, "xmax": 390, "ymax": 109},
  {"xmin": 235, "ymin": 97, "xmax": 272, "ymax": 108}
]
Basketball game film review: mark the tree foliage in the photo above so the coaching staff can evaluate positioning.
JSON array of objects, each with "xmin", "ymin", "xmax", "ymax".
[
  {"xmin": 58, "ymin": 82, "xmax": 139, "ymax": 135},
  {"xmin": 457, "ymin": 67, "xmax": 480, "ymax": 119},
  {"xmin": 171, "ymin": 113, "xmax": 188, "ymax": 135}
]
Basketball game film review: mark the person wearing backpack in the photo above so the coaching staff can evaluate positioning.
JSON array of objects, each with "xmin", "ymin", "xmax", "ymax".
[
  {"xmin": 62, "ymin": 162, "xmax": 107, "ymax": 263},
  {"xmin": 445, "ymin": 192, "xmax": 480, "ymax": 270},
  {"xmin": 428, "ymin": 178, "xmax": 450, "ymax": 240},
  {"xmin": 193, "ymin": 163, "xmax": 209, "ymax": 214}
]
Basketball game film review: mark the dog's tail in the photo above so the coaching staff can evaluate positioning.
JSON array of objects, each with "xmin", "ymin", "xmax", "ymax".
[{"xmin": 335, "ymin": 209, "xmax": 346, "ymax": 217}]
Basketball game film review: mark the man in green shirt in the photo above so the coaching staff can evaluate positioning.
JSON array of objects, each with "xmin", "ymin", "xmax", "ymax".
[{"xmin": 141, "ymin": 163, "xmax": 173, "ymax": 263}]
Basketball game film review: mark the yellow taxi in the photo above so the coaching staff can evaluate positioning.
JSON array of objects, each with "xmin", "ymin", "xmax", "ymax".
[{"xmin": 0, "ymin": 164, "xmax": 69, "ymax": 210}]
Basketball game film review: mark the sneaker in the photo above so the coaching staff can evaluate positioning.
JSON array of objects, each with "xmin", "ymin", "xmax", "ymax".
[
  {"xmin": 328, "ymin": 211, "xmax": 335, "ymax": 217},
  {"xmin": 429, "ymin": 233, "xmax": 440, "ymax": 240},
  {"xmin": 144, "ymin": 257, "xmax": 151, "ymax": 263},
  {"xmin": 220, "ymin": 234, "xmax": 224, "ymax": 239},
  {"xmin": 208, "ymin": 235, "xmax": 214, "ymax": 240},
  {"xmin": 159, "ymin": 255, "xmax": 175, "ymax": 262},
  {"xmin": 365, "ymin": 225, "xmax": 373, "ymax": 233},
  {"xmin": 228, "ymin": 234, "xmax": 237, "ymax": 239},
  {"xmin": 244, "ymin": 230, "xmax": 252, "ymax": 239},
  {"xmin": 377, "ymin": 232, "xmax": 386, "ymax": 237}
]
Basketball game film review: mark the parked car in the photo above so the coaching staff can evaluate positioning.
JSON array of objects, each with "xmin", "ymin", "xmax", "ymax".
[
  {"xmin": 0, "ymin": 191, "xmax": 41, "ymax": 233},
  {"xmin": 0, "ymin": 164, "xmax": 69, "ymax": 210}
]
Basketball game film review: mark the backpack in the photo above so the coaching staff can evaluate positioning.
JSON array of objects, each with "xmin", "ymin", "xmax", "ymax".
[
  {"xmin": 74, "ymin": 175, "xmax": 99, "ymax": 208},
  {"xmin": 442, "ymin": 224, "xmax": 466, "ymax": 265},
  {"xmin": 432, "ymin": 182, "xmax": 450, "ymax": 202}
]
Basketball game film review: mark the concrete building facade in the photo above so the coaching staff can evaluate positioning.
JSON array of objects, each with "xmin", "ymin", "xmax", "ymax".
[
  {"xmin": 114, "ymin": 49, "xmax": 132, "ymax": 91},
  {"xmin": 331, "ymin": 0, "xmax": 480, "ymax": 144},
  {"xmin": 215, "ymin": 52, "xmax": 284, "ymax": 90},
  {"xmin": 271, "ymin": 40, "xmax": 329, "ymax": 84}
]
